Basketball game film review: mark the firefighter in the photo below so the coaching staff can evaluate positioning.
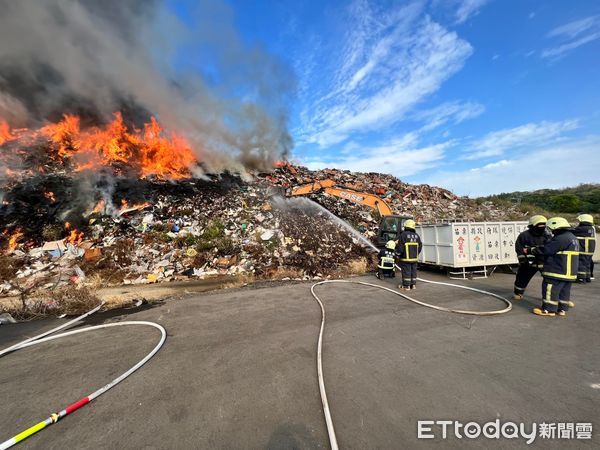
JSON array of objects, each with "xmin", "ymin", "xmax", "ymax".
[
  {"xmin": 376, "ymin": 240, "xmax": 397, "ymax": 279},
  {"xmin": 396, "ymin": 219, "xmax": 422, "ymax": 290},
  {"xmin": 573, "ymin": 214, "xmax": 596, "ymax": 283},
  {"xmin": 513, "ymin": 215, "xmax": 551, "ymax": 300},
  {"xmin": 528, "ymin": 217, "xmax": 579, "ymax": 317}
]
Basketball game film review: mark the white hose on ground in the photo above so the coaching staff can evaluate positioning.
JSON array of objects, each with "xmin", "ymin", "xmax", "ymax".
[
  {"xmin": 0, "ymin": 302, "xmax": 104, "ymax": 358},
  {"xmin": 311, "ymin": 273, "xmax": 513, "ymax": 450},
  {"xmin": 0, "ymin": 305, "xmax": 166, "ymax": 449}
]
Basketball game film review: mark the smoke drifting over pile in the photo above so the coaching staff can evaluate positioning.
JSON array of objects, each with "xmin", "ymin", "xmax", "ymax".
[{"xmin": 0, "ymin": 0, "xmax": 294, "ymax": 172}]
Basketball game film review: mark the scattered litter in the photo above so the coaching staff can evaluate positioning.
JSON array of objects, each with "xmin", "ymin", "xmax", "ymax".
[
  {"xmin": 0, "ymin": 313, "xmax": 17, "ymax": 324},
  {"xmin": 260, "ymin": 230, "xmax": 275, "ymax": 241},
  {"xmin": 0, "ymin": 163, "xmax": 523, "ymax": 297}
]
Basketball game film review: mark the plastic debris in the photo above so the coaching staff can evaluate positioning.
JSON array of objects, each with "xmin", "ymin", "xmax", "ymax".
[
  {"xmin": 0, "ymin": 163, "xmax": 524, "ymax": 296},
  {"xmin": 0, "ymin": 313, "xmax": 17, "ymax": 324}
]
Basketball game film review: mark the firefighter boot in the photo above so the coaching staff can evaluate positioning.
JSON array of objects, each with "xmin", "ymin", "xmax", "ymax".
[
  {"xmin": 513, "ymin": 294, "xmax": 523, "ymax": 301},
  {"xmin": 532, "ymin": 308, "xmax": 556, "ymax": 317}
]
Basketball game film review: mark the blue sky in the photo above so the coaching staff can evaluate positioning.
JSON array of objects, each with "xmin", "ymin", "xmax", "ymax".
[{"xmin": 173, "ymin": 0, "xmax": 600, "ymax": 196}]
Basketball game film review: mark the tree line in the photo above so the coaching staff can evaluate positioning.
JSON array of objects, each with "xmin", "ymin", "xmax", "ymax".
[{"xmin": 482, "ymin": 184, "xmax": 600, "ymax": 215}]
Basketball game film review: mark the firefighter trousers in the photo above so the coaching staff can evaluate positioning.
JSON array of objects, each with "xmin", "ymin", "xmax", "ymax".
[
  {"xmin": 399, "ymin": 261, "xmax": 417, "ymax": 288},
  {"xmin": 377, "ymin": 267, "xmax": 395, "ymax": 278},
  {"xmin": 577, "ymin": 254, "xmax": 592, "ymax": 282},
  {"xmin": 541, "ymin": 278, "xmax": 571, "ymax": 313},
  {"xmin": 514, "ymin": 264, "xmax": 541, "ymax": 295}
]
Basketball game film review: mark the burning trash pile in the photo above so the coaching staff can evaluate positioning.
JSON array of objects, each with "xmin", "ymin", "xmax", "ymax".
[
  {"xmin": 0, "ymin": 117, "xmax": 375, "ymax": 303},
  {"xmin": 0, "ymin": 117, "xmax": 521, "ymax": 307}
]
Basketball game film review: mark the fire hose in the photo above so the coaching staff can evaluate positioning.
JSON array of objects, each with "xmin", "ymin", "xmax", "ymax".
[
  {"xmin": 0, "ymin": 304, "xmax": 166, "ymax": 449},
  {"xmin": 312, "ymin": 267, "xmax": 512, "ymax": 450},
  {"xmin": 1, "ymin": 259, "xmax": 511, "ymax": 450}
]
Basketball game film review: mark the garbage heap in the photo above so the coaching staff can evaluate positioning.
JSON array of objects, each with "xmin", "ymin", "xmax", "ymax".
[
  {"xmin": 268, "ymin": 164, "xmax": 523, "ymax": 239},
  {"xmin": 0, "ymin": 163, "xmax": 522, "ymax": 298}
]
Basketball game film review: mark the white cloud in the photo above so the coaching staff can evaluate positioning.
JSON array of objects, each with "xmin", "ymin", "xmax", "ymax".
[
  {"xmin": 455, "ymin": 0, "xmax": 489, "ymax": 24},
  {"xmin": 542, "ymin": 15, "xmax": 600, "ymax": 60},
  {"xmin": 542, "ymin": 32, "xmax": 600, "ymax": 59},
  {"xmin": 477, "ymin": 159, "xmax": 510, "ymax": 170},
  {"xmin": 301, "ymin": 135, "xmax": 448, "ymax": 178},
  {"xmin": 295, "ymin": 1, "xmax": 473, "ymax": 147},
  {"xmin": 462, "ymin": 119, "xmax": 579, "ymax": 159},
  {"xmin": 547, "ymin": 15, "xmax": 599, "ymax": 39},
  {"xmin": 424, "ymin": 136, "xmax": 600, "ymax": 196},
  {"xmin": 416, "ymin": 100, "xmax": 485, "ymax": 131}
]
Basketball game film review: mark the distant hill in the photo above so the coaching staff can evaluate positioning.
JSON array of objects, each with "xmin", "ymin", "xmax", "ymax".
[{"xmin": 481, "ymin": 184, "xmax": 600, "ymax": 216}]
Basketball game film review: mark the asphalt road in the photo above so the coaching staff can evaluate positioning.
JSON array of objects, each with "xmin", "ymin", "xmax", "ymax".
[{"xmin": 1, "ymin": 271, "xmax": 599, "ymax": 449}]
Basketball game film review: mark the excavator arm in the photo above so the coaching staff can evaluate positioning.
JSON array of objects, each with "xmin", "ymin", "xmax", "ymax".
[
  {"xmin": 290, "ymin": 179, "xmax": 393, "ymax": 216},
  {"xmin": 324, "ymin": 187, "xmax": 393, "ymax": 216},
  {"xmin": 290, "ymin": 179, "xmax": 336, "ymax": 196}
]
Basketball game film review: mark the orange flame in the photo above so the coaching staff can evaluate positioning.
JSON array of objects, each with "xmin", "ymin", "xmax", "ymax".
[
  {"xmin": 118, "ymin": 199, "xmax": 151, "ymax": 215},
  {"xmin": 92, "ymin": 199, "xmax": 106, "ymax": 214},
  {"xmin": 44, "ymin": 191, "xmax": 56, "ymax": 202},
  {"xmin": 64, "ymin": 222, "xmax": 84, "ymax": 245},
  {"xmin": 41, "ymin": 114, "xmax": 80, "ymax": 158},
  {"xmin": 0, "ymin": 119, "xmax": 14, "ymax": 145},
  {"xmin": 5, "ymin": 228, "xmax": 24, "ymax": 252},
  {"xmin": 38, "ymin": 113, "xmax": 196, "ymax": 179}
]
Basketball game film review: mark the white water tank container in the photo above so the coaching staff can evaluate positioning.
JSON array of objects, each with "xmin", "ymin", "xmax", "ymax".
[{"xmin": 416, "ymin": 222, "xmax": 528, "ymax": 268}]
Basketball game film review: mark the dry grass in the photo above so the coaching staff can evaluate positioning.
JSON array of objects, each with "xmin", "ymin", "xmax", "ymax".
[
  {"xmin": 342, "ymin": 257, "xmax": 369, "ymax": 276},
  {"xmin": 49, "ymin": 286, "xmax": 102, "ymax": 315},
  {"xmin": 0, "ymin": 255, "xmax": 26, "ymax": 282},
  {"xmin": 258, "ymin": 266, "xmax": 304, "ymax": 281},
  {"xmin": 79, "ymin": 256, "xmax": 128, "ymax": 285},
  {"xmin": 222, "ymin": 273, "xmax": 255, "ymax": 289},
  {"xmin": 6, "ymin": 285, "xmax": 102, "ymax": 320}
]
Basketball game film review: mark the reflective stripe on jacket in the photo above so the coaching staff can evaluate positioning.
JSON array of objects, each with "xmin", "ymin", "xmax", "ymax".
[
  {"xmin": 573, "ymin": 223, "xmax": 596, "ymax": 256},
  {"xmin": 378, "ymin": 249, "xmax": 396, "ymax": 269},
  {"xmin": 396, "ymin": 229, "xmax": 422, "ymax": 262},
  {"xmin": 540, "ymin": 230, "xmax": 580, "ymax": 281}
]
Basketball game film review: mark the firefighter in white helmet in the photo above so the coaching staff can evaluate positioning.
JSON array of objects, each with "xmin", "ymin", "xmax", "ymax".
[
  {"xmin": 528, "ymin": 217, "xmax": 579, "ymax": 317},
  {"xmin": 573, "ymin": 214, "xmax": 596, "ymax": 283},
  {"xmin": 513, "ymin": 215, "xmax": 552, "ymax": 300},
  {"xmin": 396, "ymin": 219, "xmax": 422, "ymax": 290},
  {"xmin": 376, "ymin": 240, "xmax": 397, "ymax": 279}
]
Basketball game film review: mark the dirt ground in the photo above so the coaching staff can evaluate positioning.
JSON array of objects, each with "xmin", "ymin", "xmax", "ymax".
[{"xmin": 1, "ymin": 271, "xmax": 598, "ymax": 449}]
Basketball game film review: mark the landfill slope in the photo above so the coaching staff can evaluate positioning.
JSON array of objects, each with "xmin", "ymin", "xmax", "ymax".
[{"xmin": 0, "ymin": 163, "xmax": 522, "ymax": 313}]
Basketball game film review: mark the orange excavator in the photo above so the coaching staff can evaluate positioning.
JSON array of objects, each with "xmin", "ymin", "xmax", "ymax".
[
  {"xmin": 288, "ymin": 178, "xmax": 414, "ymax": 248},
  {"xmin": 289, "ymin": 179, "xmax": 393, "ymax": 217}
]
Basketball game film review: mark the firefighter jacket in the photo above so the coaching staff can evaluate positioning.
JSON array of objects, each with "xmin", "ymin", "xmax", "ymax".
[
  {"xmin": 515, "ymin": 227, "xmax": 551, "ymax": 268},
  {"xmin": 534, "ymin": 229, "xmax": 580, "ymax": 281},
  {"xmin": 396, "ymin": 229, "xmax": 422, "ymax": 262},
  {"xmin": 378, "ymin": 249, "xmax": 396, "ymax": 269},
  {"xmin": 573, "ymin": 223, "xmax": 596, "ymax": 256}
]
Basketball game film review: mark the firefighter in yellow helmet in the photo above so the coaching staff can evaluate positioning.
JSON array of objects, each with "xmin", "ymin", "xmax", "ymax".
[
  {"xmin": 573, "ymin": 214, "xmax": 596, "ymax": 283},
  {"xmin": 528, "ymin": 217, "xmax": 579, "ymax": 317},
  {"xmin": 395, "ymin": 219, "xmax": 422, "ymax": 290},
  {"xmin": 376, "ymin": 240, "xmax": 397, "ymax": 279},
  {"xmin": 512, "ymin": 215, "xmax": 552, "ymax": 300}
]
